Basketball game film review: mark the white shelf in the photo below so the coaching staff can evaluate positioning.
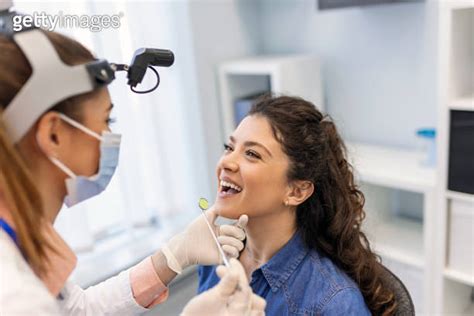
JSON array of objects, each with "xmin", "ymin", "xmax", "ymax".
[
  {"xmin": 347, "ymin": 142, "xmax": 436, "ymax": 193},
  {"xmin": 443, "ymin": 278, "xmax": 474, "ymax": 315},
  {"xmin": 220, "ymin": 55, "xmax": 311, "ymax": 74},
  {"xmin": 381, "ymin": 257, "xmax": 425, "ymax": 314},
  {"xmin": 445, "ymin": 268, "xmax": 474, "ymax": 287},
  {"xmin": 427, "ymin": 1, "xmax": 472, "ymax": 314},
  {"xmin": 218, "ymin": 55, "xmax": 324, "ymax": 138},
  {"xmin": 447, "ymin": 190, "xmax": 474, "ymax": 203},
  {"xmin": 366, "ymin": 216, "xmax": 424, "ymax": 269},
  {"xmin": 449, "ymin": 94, "xmax": 474, "ymax": 111},
  {"xmin": 447, "ymin": 0, "xmax": 474, "ymax": 10},
  {"xmin": 445, "ymin": 302, "xmax": 474, "ymax": 316}
]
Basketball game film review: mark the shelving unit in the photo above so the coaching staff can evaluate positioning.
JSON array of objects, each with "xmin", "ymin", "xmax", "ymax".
[
  {"xmin": 218, "ymin": 55, "xmax": 324, "ymax": 137},
  {"xmin": 446, "ymin": 190, "xmax": 474, "ymax": 203},
  {"xmin": 347, "ymin": 142, "xmax": 435, "ymax": 314},
  {"xmin": 449, "ymin": 94, "xmax": 474, "ymax": 111},
  {"xmin": 443, "ymin": 278, "xmax": 474, "ymax": 316},
  {"xmin": 436, "ymin": 1, "xmax": 474, "ymax": 315},
  {"xmin": 346, "ymin": 143, "xmax": 436, "ymax": 192},
  {"xmin": 367, "ymin": 217, "xmax": 424, "ymax": 268},
  {"xmin": 349, "ymin": 3, "xmax": 474, "ymax": 314},
  {"xmin": 445, "ymin": 268, "xmax": 474, "ymax": 287}
]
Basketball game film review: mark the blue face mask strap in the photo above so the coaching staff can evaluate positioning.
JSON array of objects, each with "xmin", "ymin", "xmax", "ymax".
[{"xmin": 0, "ymin": 218, "xmax": 18, "ymax": 246}]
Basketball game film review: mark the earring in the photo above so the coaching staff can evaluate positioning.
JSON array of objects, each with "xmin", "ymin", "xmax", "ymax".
[{"xmin": 284, "ymin": 200, "xmax": 289, "ymax": 206}]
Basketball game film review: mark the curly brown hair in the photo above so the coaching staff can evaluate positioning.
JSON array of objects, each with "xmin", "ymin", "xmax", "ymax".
[{"xmin": 248, "ymin": 94, "xmax": 397, "ymax": 315}]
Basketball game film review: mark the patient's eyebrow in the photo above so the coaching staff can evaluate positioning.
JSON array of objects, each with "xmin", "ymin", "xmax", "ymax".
[{"xmin": 229, "ymin": 136, "xmax": 273, "ymax": 158}]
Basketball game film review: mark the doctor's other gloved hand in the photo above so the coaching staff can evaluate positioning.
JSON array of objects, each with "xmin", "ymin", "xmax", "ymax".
[
  {"xmin": 181, "ymin": 258, "xmax": 266, "ymax": 316},
  {"xmin": 161, "ymin": 206, "xmax": 248, "ymax": 273}
]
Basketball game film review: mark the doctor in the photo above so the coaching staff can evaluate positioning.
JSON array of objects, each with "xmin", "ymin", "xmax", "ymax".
[{"xmin": 0, "ymin": 3, "xmax": 265, "ymax": 316}]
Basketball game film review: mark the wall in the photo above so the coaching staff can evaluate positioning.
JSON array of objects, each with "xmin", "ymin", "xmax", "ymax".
[
  {"xmin": 257, "ymin": 0, "xmax": 438, "ymax": 148},
  {"xmin": 187, "ymin": 0, "xmax": 261, "ymax": 197}
]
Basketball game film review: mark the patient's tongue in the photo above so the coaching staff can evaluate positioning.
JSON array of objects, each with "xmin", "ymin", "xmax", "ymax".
[{"xmin": 228, "ymin": 188, "xmax": 239, "ymax": 194}]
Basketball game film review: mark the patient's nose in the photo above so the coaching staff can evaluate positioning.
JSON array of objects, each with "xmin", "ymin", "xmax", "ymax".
[{"xmin": 219, "ymin": 153, "xmax": 239, "ymax": 173}]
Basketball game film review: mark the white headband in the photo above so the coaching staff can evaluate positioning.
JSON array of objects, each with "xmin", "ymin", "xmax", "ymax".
[{"xmin": 2, "ymin": 30, "xmax": 95, "ymax": 143}]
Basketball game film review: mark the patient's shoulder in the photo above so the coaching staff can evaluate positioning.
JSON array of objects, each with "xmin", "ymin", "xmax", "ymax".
[
  {"xmin": 283, "ymin": 249, "xmax": 368, "ymax": 314},
  {"xmin": 320, "ymin": 286, "xmax": 371, "ymax": 315},
  {"xmin": 308, "ymin": 250, "xmax": 359, "ymax": 288}
]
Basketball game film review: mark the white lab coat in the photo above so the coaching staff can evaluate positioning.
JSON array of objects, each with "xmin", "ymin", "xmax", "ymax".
[
  {"xmin": 0, "ymin": 230, "xmax": 59, "ymax": 315},
  {"xmin": 0, "ymin": 231, "xmax": 150, "ymax": 315}
]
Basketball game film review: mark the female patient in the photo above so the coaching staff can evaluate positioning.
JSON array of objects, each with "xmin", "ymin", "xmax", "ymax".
[{"xmin": 198, "ymin": 95, "xmax": 397, "ymax": 315}]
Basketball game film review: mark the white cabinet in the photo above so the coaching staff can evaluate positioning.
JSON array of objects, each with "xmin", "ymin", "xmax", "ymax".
[
  {"xmin": 437, "ymin": 1, "xmax": 474, "ymax": 314},
  {"xmin": 446, "ymin": 198, "xmax": 474, "ymax": 285},
  {"xmin": 347, "ymin": 3, "xmax": 474, "ymax": 313},
  {"xmin": 383, "ymin": 257, "xmax": 425, "ymax": 314},
  {"xmin": 218, "ymin": 55, "xmax": 324, "ymax": 137},
  {"xmin": 348, "ymin": 142, "xmax": 436, "ymax": 314}
]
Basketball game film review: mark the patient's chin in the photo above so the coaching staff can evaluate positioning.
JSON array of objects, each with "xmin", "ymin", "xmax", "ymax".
[{"xmin": 215, "ymin": 206, "xmax": 243, "ymax": 220}]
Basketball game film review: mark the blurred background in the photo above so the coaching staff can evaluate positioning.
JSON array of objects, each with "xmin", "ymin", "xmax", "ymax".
[{"xmin": 13, "ymin": 0, "xmax": 473, "ymax": 315}]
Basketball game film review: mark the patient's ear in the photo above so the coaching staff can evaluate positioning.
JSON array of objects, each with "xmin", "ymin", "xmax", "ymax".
[{"xmin": 286, "ymin": 180, "xmax": 314, "ymax": 207}]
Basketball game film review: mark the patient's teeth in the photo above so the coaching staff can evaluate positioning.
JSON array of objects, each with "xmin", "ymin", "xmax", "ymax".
[{"xmin": 219, "ymin": 179, "xmax": 242, "ymax": 192}]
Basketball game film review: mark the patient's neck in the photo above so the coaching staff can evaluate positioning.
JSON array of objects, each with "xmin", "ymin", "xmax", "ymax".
[{"xmin": 241, "ymin": 207, "xmax": 297, "ymax": 271}]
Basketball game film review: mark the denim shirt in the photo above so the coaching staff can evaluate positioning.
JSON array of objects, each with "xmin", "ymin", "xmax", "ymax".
[{"xmin": 198, "ymin": 231, "xmax": 371, "ymax": 316}]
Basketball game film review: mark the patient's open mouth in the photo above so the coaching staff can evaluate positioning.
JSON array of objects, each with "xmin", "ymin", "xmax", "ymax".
[{"xmin": 220, "ymin": 180, "xmax": 243, "ymax": 195}]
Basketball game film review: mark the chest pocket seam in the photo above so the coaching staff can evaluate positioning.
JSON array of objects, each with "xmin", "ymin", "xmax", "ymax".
[{"xmin": 281, "ymin": 282, "xmax": 318, "ymax": 315}]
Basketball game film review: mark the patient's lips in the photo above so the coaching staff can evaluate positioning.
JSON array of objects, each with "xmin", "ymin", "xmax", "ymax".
[{"xmin": 218, "ymin": 176, "xmax": 243, "ymax": 198}]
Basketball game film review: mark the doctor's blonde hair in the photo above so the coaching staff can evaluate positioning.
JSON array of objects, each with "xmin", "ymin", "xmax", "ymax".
[{"xmin": 0, "ymin": 30, "xmax": 98, "ymax": 276}]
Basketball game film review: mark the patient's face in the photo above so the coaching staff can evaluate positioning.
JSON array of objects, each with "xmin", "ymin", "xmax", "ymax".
[{"xmin": 214, "ymin": 115, "xmax": 291, "ymax": 219}]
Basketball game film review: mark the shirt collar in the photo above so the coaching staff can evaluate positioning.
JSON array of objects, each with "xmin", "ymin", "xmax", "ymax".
[{"xmin": 258, "ymin": 230, "xmax": 309, "ymax": 292}]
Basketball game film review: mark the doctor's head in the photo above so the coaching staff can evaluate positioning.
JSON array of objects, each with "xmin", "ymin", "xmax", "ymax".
[
  {"xmin": 0, "ymin": 30, "xmax": 112, "ymax": 274},
  {"xmin": 1, "ymin": 31, "xmax": 114, "ymax": 190}
]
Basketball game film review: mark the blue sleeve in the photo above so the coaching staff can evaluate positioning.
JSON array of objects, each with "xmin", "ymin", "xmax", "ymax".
[
  {"xmin": 321, "ymin": 287, "xmax": 371, "ymax": 316},
  {"xmin": 197, "ymin": 265, "xmax": 219, "ymax": 294}
]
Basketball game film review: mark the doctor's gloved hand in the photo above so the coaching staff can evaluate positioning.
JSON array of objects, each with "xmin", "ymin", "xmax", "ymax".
[
  {"xmin": 180, "ymin": 258, "xmax": 266, "ymax": 316},
  {"xmin": 161, "ymin": 206, "xmax": 247, "ymax": 274}
]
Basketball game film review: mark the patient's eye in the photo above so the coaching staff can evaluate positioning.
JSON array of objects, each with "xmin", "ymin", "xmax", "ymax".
[
  {"xmin": 246, "ymin": 150, "xmax": 261, "ymax": 160},
  {"xmin": 223, "ymin": 143, "xmax": 233, "ymax": 152}
]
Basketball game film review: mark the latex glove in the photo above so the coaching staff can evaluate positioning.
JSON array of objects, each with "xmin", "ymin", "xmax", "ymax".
[
  {"xmin": 181, "ymin": 258, "xmax": 266, "ymax": 316},
  {"xmin": 162, "ymin": 206, "xmax": 248, "ymax": 273}
]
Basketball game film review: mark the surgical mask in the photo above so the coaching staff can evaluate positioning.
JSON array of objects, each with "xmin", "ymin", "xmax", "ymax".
[{"xmin": 47, "ymin": 113, "xmax": 121, "ymax": 207}]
